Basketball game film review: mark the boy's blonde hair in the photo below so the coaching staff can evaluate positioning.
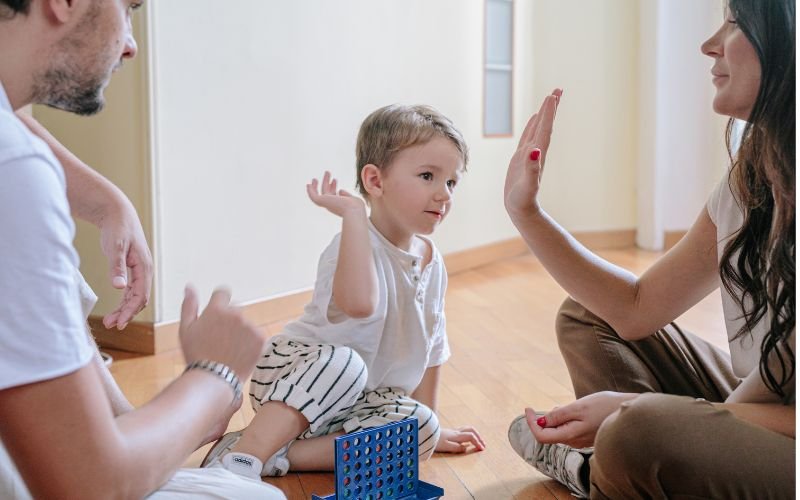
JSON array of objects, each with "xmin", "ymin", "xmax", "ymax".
[{"xmin": 355, "ymin": 104, "xmax": 469, "ymax": 197}]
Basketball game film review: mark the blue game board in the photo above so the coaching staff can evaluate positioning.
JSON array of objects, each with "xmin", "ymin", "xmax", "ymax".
[{"xmin": 311, "ymin": 418, "xmax": 443, "ymax": 500}]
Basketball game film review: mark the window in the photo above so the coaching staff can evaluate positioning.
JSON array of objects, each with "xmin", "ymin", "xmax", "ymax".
[{"xmin": 484, "ymin": 0, "xmax": 514, "ymax": 136}]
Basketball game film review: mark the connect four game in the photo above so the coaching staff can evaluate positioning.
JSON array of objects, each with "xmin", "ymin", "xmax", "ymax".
[{"xmin": 312, "ymin": 418, "xmax": 444, "ymax": 500}]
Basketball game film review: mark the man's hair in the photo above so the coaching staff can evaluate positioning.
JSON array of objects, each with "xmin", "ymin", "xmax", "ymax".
[
  {"xmin": 0, "ymin": 0, "xmax": 31, "ymax": 17},
  {"xmin": 355, "ymin": 104, "xmax": 468, "ymax": 197}
]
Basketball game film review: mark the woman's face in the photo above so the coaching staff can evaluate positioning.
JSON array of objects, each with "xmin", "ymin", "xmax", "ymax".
[{"xmin": 701, "ymin": 9, "xmax": 762, "ymax": 120}]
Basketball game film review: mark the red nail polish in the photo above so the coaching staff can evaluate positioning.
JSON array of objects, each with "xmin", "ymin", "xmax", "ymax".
[
  {"xmin": 537, "ymin": 416, "xmax": 546, "ymax": 427},
  {"xmin": 529, "ymin": 149, "xmax": 541, "ymax": 161}
]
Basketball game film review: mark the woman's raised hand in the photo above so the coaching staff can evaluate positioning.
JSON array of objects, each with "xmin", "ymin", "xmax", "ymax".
[
  {"xmin": 504, "ymin": 88, "xmax": 562, "ymax": 221},
  {"xmin": 307, "ymin": 171, "xmax": 366, "ymax": 217}
]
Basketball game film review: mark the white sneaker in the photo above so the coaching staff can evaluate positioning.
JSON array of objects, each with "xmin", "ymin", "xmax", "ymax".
[
  {"xmin": 201, "ymin": 430, "xmax": 291, "ymax": 477},
  {"xmin": 220, "ymin": 452, "xmax": 264, "ymax": 480},
  {"xmin": 261, "ymin": 442, "xmax": 291, "ymax": 477},
  {"xmin": 508, "ymin": 414, "xmax": 592, "ymax": 498}
]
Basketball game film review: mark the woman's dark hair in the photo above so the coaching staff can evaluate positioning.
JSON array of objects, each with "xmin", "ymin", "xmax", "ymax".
[{"xmin": 722, "ymin": 0, "xmax": 795, "ymax": 401}]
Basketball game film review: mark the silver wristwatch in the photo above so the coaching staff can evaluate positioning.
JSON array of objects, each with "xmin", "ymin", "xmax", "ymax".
[{"xmin": 185, "ymin": 359, "xmax": 242, "ymax": 403}]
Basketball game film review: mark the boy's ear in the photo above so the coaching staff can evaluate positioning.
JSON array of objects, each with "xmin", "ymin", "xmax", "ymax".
[{"xmin": 361, "ymin": 164, "xmax": 383, "ymax": 197}]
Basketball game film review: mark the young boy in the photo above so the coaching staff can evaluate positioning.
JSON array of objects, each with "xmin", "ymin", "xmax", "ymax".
[{"xmin": 202, "ymin": 104, "xmax": 485, "ymax": 478}]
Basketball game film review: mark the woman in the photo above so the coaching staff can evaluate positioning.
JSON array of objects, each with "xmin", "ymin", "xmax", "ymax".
[{"xmin": 504, "ymin": 0, "xmax": 794, "ymax": 497}]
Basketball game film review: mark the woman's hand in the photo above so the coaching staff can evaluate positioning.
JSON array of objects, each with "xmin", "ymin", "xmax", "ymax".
[
  {"xmin": 527, "ymin": 391, "xmax": 637, "ymax": 449},
  {"xmin": 179, "ymin": 287, "xmax": 266, "ymax": 382},
  {"xmin": 307, "ymin": 171, "xmax": 366, "ymax": 218},
  {"xmin": 504, "ymin": 88, "xmax": 562, "ymax": 222},
  {"xmin": 435, "ymin": 426, "xmax": 486, "ymax": 453}
]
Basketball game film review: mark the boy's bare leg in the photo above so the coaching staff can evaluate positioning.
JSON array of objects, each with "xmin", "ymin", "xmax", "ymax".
[
  {"xmin": 285, "ymin": 432, "xmax": 343, "ymax": 471},
  {"xmin": 232, "ymin": 401, "xmax": 308, "ymax": 461}
]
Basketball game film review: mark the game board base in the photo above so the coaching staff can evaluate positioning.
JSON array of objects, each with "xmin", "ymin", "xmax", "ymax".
[{"xmin": 311, "ymin": 479, "xmax": 444, "ymax": 500}]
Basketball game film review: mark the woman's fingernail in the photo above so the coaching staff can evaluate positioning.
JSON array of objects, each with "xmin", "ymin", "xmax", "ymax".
[
  {"xmin": 536, "ymin": 416, "xmax": 547, "ymax": 427},
  {"xmin": 529, "ymin": 149, "xmax": 541, "ymax": 161}
]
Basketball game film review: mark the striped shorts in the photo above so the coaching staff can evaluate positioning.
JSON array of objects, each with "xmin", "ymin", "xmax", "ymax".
[{"xmin": 250, "ymin": 338, "xmax": 441, "ymax": 459}]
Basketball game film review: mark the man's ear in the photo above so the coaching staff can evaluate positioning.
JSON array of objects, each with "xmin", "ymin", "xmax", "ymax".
[
  {"xmin": 46, "ymin": 0, "xmax": 78, "ymax": 24},
  {"xmin": 361, "ymin": 164, "xmax": 384, "ymax": 198}
]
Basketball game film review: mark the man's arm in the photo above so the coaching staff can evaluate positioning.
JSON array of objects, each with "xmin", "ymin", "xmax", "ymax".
[
  {"xmin": 89, "ymin": 336, "xmax": 135, "ymax": 416},
  {"xmin": 0, "ymin": 288, "xmax": 267, "ymax": 499},
  {"xmin": 16, "ymin": 112, "xmax": 153, "ymax": 329}
]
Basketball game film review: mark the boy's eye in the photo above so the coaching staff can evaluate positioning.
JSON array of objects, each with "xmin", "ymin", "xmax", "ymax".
[
  {"xmin": 447, "ymin": 179, "xmax": 457, "ymax": 189},
  {"xmin": 419, "ymin": 172, "xmax": 433, "ymax": 181},
  {"xmin": 129, "ymin": 1, "xmax": 143, "ymax": 13}
]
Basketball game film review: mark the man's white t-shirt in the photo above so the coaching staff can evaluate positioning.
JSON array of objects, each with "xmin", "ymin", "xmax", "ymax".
[
  {"xmin": 0, "ymin": 84, "xmax": 95, "ymax": 390},
  {"xmin": 0, "ymin": 83, "xmax": 98, "ymax": 500},
  {"xmin": 277, "ymin": 221, "xmax": 451, "ymax": 394}
]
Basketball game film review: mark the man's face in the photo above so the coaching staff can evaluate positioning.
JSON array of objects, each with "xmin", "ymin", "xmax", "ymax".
[{"xmin": 33, "ymin": 0, "xmax": 141, "ymax": 115}]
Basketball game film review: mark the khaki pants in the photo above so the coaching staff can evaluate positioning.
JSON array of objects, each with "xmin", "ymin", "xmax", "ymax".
[{"xmin": 556, "ymin": 297, "xmax": 795, "ymax": 499}]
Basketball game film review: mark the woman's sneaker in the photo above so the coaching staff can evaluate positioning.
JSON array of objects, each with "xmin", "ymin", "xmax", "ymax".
[
  {"xmin": 201, "ymin": 430, "xmax": 291, "ymax": 478},
  {"xmin": 507, "ymin": 414, "xmax": 592, "ymax": 498}
]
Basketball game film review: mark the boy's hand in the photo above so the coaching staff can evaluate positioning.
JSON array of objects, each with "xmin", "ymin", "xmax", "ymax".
[
  {"xmin": 307, "ymin": 171, "xmax": 366, "ymax": 218},
  {"xmin": 435, "ymin": 426, "xmax": 486, "ymax": 453}
]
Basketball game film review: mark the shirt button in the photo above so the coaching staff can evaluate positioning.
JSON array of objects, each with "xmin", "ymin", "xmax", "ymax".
[
  {"xmin": 412, "ymin": 260, "xmax": 418, "ymax": 267},
  {"xmin": 413, "ymin": 276, "xmax": 419, "ymax": 281}
]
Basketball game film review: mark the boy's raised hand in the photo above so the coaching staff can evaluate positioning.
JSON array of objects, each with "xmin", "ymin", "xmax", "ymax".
[
  {"xmin": 307, "ymin": 171, "xmax": 366, "ymax": 217},
  {"xmin": 436, "ymin": 426, "xmax": 486, "ymax": 454}
]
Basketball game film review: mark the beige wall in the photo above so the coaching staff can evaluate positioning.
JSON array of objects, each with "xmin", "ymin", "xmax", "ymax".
[
  {"xmin": 527, "ymin": 0, "xmax": 639, "ymax": 232},
  {"xmin": 36, "ymin": 1, "xmax": 726, "ymax": 325}
]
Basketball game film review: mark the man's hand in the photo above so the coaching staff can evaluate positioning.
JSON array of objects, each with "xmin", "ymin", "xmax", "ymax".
[{"xmin": 99, "ymin": 201, "xmax": 153, "ymax": 330}]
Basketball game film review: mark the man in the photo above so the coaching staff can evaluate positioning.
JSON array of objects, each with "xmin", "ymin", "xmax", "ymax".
[{"xmin": 0, "ymin": 1, "xmax": 285, "ymax": 498}]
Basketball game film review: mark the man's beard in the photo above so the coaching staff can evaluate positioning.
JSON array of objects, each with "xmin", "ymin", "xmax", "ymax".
[
  {"xmin": 32, "ymin": 65, "xmax": 106, "ymax": 116},
  {"xmin": 31, "ymin": 0, "xmax": 108, "ymax": 116}
]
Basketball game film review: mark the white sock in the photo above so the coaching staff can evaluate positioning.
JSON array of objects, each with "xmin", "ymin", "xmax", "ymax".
[{"xmin": 220, "ymin": 452, "xmax": 264, "ymax": 480}]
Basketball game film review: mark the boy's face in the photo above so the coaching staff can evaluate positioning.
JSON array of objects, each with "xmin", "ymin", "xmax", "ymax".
[{"xmin": 375, "ymin": 136, "xmax": 464, "ymax": 237}]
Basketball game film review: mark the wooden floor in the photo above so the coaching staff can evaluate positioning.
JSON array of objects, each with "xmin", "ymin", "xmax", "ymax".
[{"xmin": 108, "ymin": 248, "xmax": 726, "ymax": 499}]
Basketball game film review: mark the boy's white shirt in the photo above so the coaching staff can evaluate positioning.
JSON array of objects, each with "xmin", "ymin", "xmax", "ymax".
[{"xmin": 276, "ymin": 220, "xmax": 450, "ymax": 394}]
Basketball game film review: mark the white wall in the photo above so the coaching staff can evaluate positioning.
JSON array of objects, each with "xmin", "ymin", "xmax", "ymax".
[
  {"xmin": 637, "ymin": 0, "xmax": 730, "ymax": 249},
  {"xmin": 527, "ymin": 0, "xmax": 640, "ymax": 232},
  {"xmin": 147, "ymin": 0, "xmax": 645, "ymax": 322},
  {"xmin": 36, "ymin": 1, "xmax": 730, "ymax": 325}
]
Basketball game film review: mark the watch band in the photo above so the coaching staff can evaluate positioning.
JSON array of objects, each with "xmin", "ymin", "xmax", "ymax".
[{"xmin": 185, "ymin": 359, "xmax": 242, "ymax": 403}]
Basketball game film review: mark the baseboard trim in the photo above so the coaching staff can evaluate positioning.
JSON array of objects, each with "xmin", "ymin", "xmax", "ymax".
[
  {"xmin": 443, "ymin": 237, "xmax": 531, "ymax": 274},
  {"xmin": 663, "ymin": 230, "xmax": 687, "ymax": 251},
  {"xmin": 93, "ymin": 229, "xmax": 636, "ymax": 354},
  {"xmin": 573, "ymin": 229, "xmax": 637, "ymax": 250}
]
